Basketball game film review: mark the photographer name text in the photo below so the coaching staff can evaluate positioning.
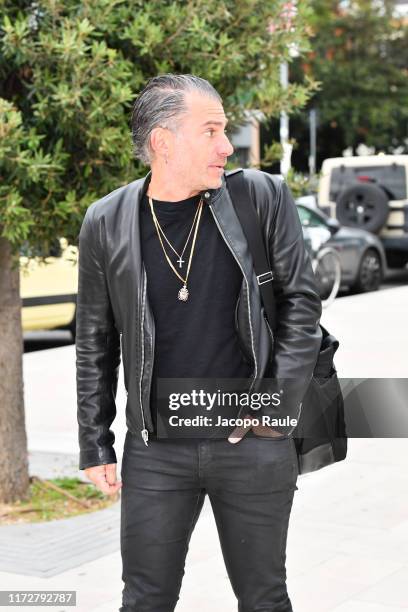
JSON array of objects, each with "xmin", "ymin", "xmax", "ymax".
[{"xmin": 168, "ymin": 415, "xmax": 298, "ymax": 427}]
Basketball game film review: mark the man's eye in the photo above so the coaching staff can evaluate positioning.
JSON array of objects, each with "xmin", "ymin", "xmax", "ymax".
[{"xmin": 205, "ymin": 128, "xmax": 228, "ymax": 136}]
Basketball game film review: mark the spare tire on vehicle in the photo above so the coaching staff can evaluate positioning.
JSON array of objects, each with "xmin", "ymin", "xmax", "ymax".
[{"xmin": 336, "ymin": 183, "xmax": 389, "ymax": 233}]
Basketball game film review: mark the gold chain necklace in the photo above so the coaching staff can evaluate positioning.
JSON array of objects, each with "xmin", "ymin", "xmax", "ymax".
[
  {"xmin": 148, "ymin": 196, "xmax": 202, "ymax": 269},
  {"xmin": 148, "ymin": 196, "xmax": 204, "ymax": 301}
]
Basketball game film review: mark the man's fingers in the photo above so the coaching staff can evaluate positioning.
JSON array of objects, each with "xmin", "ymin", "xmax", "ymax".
[
  {"xmin": 105, "ymin": 463, "xmax": 120, "ymax": 486},
  {"xmin": 84, "ymin": 463, "xmax": 122, "ymax": 496},
  {"xmin": 228, "ymin": 416, "xmax": 253, "ymax": 444},
  {"xmin": 94, "ymin": 477, "xmax": 122, "ymax": 496},
  {"xmin": 93, "ymin": 471, "xmax": 122, "ymax": 496},
  {"xmin": 228, "ymin": 426, "xmax": 243, "ymax": 444}
]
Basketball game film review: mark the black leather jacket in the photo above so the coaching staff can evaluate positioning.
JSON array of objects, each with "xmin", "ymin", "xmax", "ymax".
[{"xmin": 76, "ymin": 169, "xmax": 322, "ymax": 470}]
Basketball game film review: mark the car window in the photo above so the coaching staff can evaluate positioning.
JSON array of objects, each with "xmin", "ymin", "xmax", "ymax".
[
  {"xmin": 329, "ymin": 164, "xmax": 407, "ymax": 201},
  {"xmin": 297, "ymin": 205, "xmax": 327, "ymax": 229}
]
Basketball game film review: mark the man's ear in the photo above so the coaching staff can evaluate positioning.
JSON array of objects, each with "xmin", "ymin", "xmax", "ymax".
[{"xmin": 150, "ymin": 126, "xmax": 170, "ymax": 161}]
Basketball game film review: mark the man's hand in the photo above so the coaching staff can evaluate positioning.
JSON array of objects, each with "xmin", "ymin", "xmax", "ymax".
[
  {"xmin": 84, "ymin": 463, "xmax": 122, "ymax": 496},
  {"xmin": 228, "ymin": 414, "xmax": 285, "ymax": 444}
]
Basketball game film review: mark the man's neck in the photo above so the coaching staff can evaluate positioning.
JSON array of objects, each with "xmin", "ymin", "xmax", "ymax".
[{"xmin": 146, "ymin": 170, "xmax": 201, "ymax": 202}]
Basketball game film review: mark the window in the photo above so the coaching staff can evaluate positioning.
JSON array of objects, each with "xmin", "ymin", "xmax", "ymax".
[
  {"xmin": 329, "ymin": 164, "xmax": 407, "ymax": 201},
  {"xmin": 297, "ymin": 205, "xmax": 327, "ymax": 229}
]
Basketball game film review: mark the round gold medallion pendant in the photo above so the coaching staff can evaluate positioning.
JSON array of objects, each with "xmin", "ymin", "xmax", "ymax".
[{"xmin": 178, "ymin": 285, "xmax": 189, "ymax": 301}]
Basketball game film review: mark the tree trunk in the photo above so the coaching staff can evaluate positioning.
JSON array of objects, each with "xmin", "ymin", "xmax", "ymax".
[{"xmin": 0, "ymin": 237, "xmax": 29, "ymax": 503}]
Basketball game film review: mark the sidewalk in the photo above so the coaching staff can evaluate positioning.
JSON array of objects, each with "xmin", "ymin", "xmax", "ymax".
[{"xmin": 1, "ymin": 287, "xmax": 407, "ymax": 611}]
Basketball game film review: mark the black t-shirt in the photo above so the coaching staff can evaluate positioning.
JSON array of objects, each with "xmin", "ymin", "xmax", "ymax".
[{"xmin": 140, "ymin": 192, "xmax": 253, "ymax": 430}]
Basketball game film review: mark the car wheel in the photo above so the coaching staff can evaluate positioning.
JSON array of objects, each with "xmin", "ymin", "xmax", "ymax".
[
  {"xmin": 336, "ymin": 183, "xmax": 389, "ymax": 233},
  {"xmin": 353, "ymin": 248, "xmax": 382, "ymax": 293}
]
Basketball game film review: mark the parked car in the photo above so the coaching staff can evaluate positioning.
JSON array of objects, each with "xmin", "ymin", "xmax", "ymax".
[
  {"xmin": 296, "ymin": 202, "xmax": 386, "ymax": 293},
  {"xmin": 296, "ymin": 194, "xmax": 318, "ymax": 209},
  {"xmin": 20, "ymin": 238, "xmax": 78, "ymax": 338},
  {"xmin": 318, "ymin": 154, "xmax": 408, "ymax": 269}
]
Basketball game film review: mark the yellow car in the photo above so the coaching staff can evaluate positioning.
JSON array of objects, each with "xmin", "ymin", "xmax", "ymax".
[{"xmin": 20, "ymin": 238, "xmax": 78, "ymax": 339}]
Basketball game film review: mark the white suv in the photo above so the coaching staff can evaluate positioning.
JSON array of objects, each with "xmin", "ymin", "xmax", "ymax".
[{"xmin": 318, "ymin": 155, "xmax": 408, "ymax": 268}]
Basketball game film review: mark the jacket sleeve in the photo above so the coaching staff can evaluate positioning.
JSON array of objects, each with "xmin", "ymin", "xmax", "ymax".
[
  {"xmin": 267, "ymin": 179, "xmax": 322, "ymax": 419},
  {"xmin": 76, "ymin": 207, "xmax": 121, "ymax": 470}
]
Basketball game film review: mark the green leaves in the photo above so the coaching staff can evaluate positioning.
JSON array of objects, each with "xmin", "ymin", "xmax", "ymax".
[
  {"xmin": 291, "ymin": 0, "xmax": 408, "ymax": 154},
  {"xmin": 1, "ymin": 12, "xmax": 31, "ymax": 62},
  {"xmin": 0, "ymin": 191, "xmax": 36, "ymax": 246},
  {"xmin": 0, "ymin": 0, "xmax": 315, "ymax": 255}
]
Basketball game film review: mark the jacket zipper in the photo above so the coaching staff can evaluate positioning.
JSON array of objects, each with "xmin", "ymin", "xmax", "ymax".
[
  {"xmin": 148, "ymin": 299, "xmax": 155, "ymax": 430},
  {"xmin": 139, "ymin": 266, "xmax": 149, "ymax": 446},
  {"xmin": 209, "ymin": 204, "xmax": 258, "ymax": 390}
]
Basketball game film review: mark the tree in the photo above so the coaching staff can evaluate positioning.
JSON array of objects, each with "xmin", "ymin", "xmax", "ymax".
[
  {"xmin": 290, "ymin": 0, "xmax": 408, "ymax": 164},
  {"xmin": 0, "ymin": 0, "xmax": 317, "ymax": 503}
]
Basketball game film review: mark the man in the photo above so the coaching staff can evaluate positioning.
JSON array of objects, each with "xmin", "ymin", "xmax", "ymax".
[{"xmin": 76, "ymin": 74, "xmax": 322, "ymax": 612}]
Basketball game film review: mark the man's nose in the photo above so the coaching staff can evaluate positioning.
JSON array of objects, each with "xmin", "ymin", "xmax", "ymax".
[{"xmin": 218, "ymin": 134, "xmax": 234, "ymax": 157}]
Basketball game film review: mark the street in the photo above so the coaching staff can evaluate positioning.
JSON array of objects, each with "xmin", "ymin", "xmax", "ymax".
[{"xmin": 0, "ymin": 278, "xmax": 404, "ymax": 611}]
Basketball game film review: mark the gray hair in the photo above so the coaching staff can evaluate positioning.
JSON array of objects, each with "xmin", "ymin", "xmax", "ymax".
[{"xmin": 131, "ymin": 74, "xmax": 222, "ymax": 165}]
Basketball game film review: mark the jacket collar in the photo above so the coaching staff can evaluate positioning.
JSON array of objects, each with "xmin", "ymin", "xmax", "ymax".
[
  {"xmin": 134, "ymin": 169, "xmax": 251, "ymax": 279},
  {"xmin": 138, "ymin": 170, "xmax": 225, "ymax": 205}
]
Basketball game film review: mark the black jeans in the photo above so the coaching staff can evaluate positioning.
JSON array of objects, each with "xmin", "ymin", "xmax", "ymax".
[{"xmin": 120, "ymin": 431, "xmax": 299, "ymax": 612}]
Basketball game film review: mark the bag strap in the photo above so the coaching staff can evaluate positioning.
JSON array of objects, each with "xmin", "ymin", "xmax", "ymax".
[
  {"xmin": 225, "ymin": 169, "xmax": 278, "ymax": 331},
  {"xmin": 226, "ymin": 169, "xmax": 340, "ymax": 358}
]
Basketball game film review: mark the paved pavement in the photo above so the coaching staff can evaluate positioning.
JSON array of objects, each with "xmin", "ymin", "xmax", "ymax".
[
  {"xmin": 1, "ymin": 286, "xmax": 407, "ymax": 611},
  {"xmin": 0, "ymin": 504, "xmax": 120, "ymax": 578}
]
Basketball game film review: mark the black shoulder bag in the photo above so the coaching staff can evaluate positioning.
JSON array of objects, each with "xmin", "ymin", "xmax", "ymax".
[{"xmin": 226, "ymin": 169, "xmax": 347, "ymax": 475}]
